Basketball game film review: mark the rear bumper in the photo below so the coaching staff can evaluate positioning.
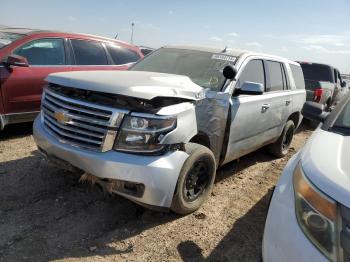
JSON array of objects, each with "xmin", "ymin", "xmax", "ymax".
[{"xmin": 33, "ymin": 116, "xmax": 189, "ymax": 208}]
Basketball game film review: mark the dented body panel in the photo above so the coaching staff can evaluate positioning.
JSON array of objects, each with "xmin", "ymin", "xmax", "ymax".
[
  {"xmin": 195, "ymin": 91, "xmax": 231, "ymax": 164},
  {"xmin": 156, "ymin": 102, "xmax": 198, "ymax": 145},
  {"xmin": 46, "ymin": 71, "xmax": 204, "ymax": 101},
  {"xmin": 34, "ymin": 117, "xmax": 189, "ymax": 208}
]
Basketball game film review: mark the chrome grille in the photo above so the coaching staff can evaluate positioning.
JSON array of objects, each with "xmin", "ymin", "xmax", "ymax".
[{"xmin": 41, "ymin": 87, "xmax": 127, "ymax": 151}]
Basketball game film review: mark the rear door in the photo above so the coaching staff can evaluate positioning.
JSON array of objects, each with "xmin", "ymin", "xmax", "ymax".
[
  {"xmin": 1, "ymin": 38, "xmax": 71, "ymax": 114},
  {"xmin": 263, "ymin": 60, "xmax": 291, "ymax": 137}
]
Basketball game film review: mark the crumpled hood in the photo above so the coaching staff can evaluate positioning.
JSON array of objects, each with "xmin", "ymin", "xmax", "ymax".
[
  {"xmin": 300, "ymin": 128, "xmax": 350, "ymax": 207},
  {"xmin": 46, "ymin": 71, "xmax": 204, "ymax": 101}
]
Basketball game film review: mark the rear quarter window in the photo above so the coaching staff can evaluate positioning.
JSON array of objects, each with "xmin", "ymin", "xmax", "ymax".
[
  {"xmin": 290, "ymin": 64, "xmax": 305, "ymax": 90},
  {"xmin": 106, "ymin": 44, "xmax": 141, "ymax": 65}
]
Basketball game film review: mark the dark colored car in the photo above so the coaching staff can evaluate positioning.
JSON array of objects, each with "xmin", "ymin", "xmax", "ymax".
[
  {"xmin": 298, "ymin": 62, "xmax": 348, "ymax": 110},
  {"xmin": 0, "ymin": 27, "xmax": 143, "ymax": 131}
]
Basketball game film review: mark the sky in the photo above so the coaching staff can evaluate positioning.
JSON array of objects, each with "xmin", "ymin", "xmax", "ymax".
[{"xmin": 1, "ymin": 0, "xmax": 350, "ymax": 73}]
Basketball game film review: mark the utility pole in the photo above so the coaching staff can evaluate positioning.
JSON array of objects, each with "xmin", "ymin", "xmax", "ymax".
[{"xmin": 131, "ymin": 22, "xmax": 134, "ymax": 44}]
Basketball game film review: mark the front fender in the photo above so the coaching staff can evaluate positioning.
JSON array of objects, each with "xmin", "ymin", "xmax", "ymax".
[{"xmin": 157, "ymin": 102, "xmax": 198, "ymax": 144}]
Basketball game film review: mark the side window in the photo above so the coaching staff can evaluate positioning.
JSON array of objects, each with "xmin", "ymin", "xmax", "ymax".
[
  {"xmin": 106, "ymin": 44, "xmax": 141, "ymax": 65},
  {"xmin": 70, "ymin": 39, "xmax": 108, "ymax": 65},
  {"xmin": 281, "ymin": 64, "xmax": 289, "ymax": 90},
  {"xmin": 334, "ymin": 69, "xmax": 339, "ymax": 84},
  {"xmin": 14, "ymin": 38, "xmax": 65, "ymax": 66},
  {"xmin": 236, "ymin": 59, "xmax": 265, "ymax": 89},
  {"xmin": 290, "ymin": 64, "xmax": 305, "ymax": 89},
  {"xmin": 336, "ymin": 71, "xmax": 342, "ymax": 85},
  {"xmin": 266, "ymin": 61, "xmax": 284, "ymax": 92}
]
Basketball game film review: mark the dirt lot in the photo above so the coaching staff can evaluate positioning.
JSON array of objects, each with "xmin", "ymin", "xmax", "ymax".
[{"xmin": 0, "ymin": 122, "xmax": 313, "ymax": 262}]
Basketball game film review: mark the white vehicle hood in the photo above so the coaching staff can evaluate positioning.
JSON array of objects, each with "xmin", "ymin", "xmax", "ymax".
[
  {"xmin": 300, "ymin": 128, "xmax": 350, "ymax": 207},
  {"xmin": 46, "ymin": 71, "xmax": 204, "ymax": 101}
]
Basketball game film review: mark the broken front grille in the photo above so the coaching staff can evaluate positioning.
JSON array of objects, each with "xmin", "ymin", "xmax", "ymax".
[{"xmin": 41, "ymin": 86, "xmax": 127, "ymax": 151}]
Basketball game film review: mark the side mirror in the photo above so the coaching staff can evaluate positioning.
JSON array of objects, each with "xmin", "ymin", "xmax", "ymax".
[
  {"xmin": 3, "ymin": 54, "xmax": 29, "ymax": 67},
  {"xmin": 341, "ymin": 81, "xmax": 347, "ymax": 88},
  {"xmin": 301, "ymin": 101, "xmax": 329, "ymax": 122},
  {"xmin": 236, "ymin": 81, "xmax": 264, "ymax": 95},
  {"xmin": 223, "ymin": 65, "xmax": 237, "ymax": 80}
]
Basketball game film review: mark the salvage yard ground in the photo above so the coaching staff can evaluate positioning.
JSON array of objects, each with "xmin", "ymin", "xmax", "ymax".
[{"xmin": 0, "ymin": 122, "xmax": 313, "ymax": 262}]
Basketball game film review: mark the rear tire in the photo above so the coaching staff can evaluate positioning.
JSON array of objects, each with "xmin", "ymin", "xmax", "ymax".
[
  {"xmin": 171, "ymin": 143, "xmax": 216, "ymax": 215},
  {"xmin": 267, "ymin": 120, "xmax": 295, "ymax": 158}
]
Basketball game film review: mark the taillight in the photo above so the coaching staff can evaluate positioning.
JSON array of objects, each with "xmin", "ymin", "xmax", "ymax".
[{"xmin": 313, "ymin": 88, "xmax": 323, "ymax": 103}]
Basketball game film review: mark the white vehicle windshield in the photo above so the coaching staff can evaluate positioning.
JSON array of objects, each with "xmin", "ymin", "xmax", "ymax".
[
  {"xmin": 0, "ymin": 32, "xmax": 24, "ymax": 49},
  {"xmin": 131, "ymin": 48, "xmax": 236, "ymax": 91}
]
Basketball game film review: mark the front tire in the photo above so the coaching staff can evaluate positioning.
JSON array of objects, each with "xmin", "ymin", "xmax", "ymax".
[
  {"xmin": 267, "ymin": 120, "xmax": 295, "ymax": 158},
  {"xmin": 171, "ymin": 143, "xmax": 216, "ymax": 215}
]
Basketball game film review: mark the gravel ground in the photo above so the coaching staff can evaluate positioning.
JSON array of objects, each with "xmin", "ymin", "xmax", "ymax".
[{"xmin": 0, "ymin": 122, "xmax": 314, "ymax": 262}]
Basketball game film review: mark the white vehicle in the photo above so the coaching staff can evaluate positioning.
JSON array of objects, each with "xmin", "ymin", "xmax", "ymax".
[
  {"xmin": 263, "ymin": 95, "xmax": 350, "ymax": 262},
  {"xmin": 33, "ymin": 46, "xmax": 306, "ymax": 214}
]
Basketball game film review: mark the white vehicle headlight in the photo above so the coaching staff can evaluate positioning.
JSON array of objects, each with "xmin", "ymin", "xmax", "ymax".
[
  {"xmin": 293, "ymin": 162, "xmax": 339, "ymax": 261},
  {"xmin": 114, "ymin": 114, "xmax": 176, "ymax": 154}
]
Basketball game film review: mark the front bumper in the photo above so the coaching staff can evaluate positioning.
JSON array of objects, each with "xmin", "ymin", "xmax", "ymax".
[
  {"xmin": 33, "ymin": 116, "xmax": 189, "ymax": 208},
  {"xmin": 262, "ymin": 153, "xmax": 327, "ymax": 262}
]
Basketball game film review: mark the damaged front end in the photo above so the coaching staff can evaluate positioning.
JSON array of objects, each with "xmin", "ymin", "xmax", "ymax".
[
  {"xmin": 44, "ymin": 70, "xmax": 231, "ymax": 159},
  {"xmin": 35, "ymin": 69, "xmax": 232, "ymax": 210},
  {"xmin": 46, "ymin": 80, "xmax": 231, "ymax": 162},
  {"xmin": 79, "ymin": 172, "xmax": 145, "ymax": 198}
]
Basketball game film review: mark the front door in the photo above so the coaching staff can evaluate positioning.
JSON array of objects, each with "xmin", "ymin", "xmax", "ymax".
[
  {"xmin": 0, "ymin": 38, "xmax": 71, "ymax": 114},
  {"xmin": 223, "ymin": 59, "xmax": 273, "ymax": 164}
]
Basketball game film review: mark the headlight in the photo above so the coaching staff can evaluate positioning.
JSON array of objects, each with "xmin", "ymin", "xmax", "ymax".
[
  {"xmin": 293, "ymin": 162, "xmax": 339, "ymax": 261},
  {"xmin": 114, "ymin": 114, "xmax": 176, "ymax": 154}
]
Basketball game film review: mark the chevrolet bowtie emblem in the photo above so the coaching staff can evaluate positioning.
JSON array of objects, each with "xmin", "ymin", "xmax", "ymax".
[{"xmin": 54, "ymin": 109, "xmax": 71, "ymax": 125}]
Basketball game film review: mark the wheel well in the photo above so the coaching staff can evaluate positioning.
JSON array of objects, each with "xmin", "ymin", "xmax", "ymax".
[
  {"xmin": 189, "ymin": 132, "xmax": 211, "ymax": 149},
  {"xmin": 288, "ymin": 112, "xmax": 300, "ymax": 128}
]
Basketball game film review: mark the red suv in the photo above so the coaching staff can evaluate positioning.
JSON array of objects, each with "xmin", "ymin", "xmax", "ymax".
[{"xmin": 0, "ymin": 27, "xmax": 143, "ymax": 131}]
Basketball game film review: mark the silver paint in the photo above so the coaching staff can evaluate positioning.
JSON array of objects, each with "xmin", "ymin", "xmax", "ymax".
[
  {"xmin": 33, "ymin": 117, "xmax": 189, "ymax": 208},
  {"xmin": 46, "ymin": 70, "xmax": 204, "ymax": 101},
  {"xmin": 33, "ymin": 46, "xmax": 306, "ymax": 208}
]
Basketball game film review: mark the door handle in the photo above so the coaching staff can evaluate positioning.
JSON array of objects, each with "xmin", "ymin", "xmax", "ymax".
[
  {"xmin": 261, "ymin": 104, "xmax": 271, "ymax": 110},
  {"xmin": 261, "ymin": 104, "xmax": 270, "ymax": 111},
  {"xmin": 285, "ymin": 100, "xmax": 291, "ymax": 106}
]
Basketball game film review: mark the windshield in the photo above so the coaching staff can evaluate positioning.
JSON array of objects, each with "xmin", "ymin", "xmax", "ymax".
[
  {"xmin": 131, "ymin": 48, "xmax": 236, "ymax": 90},
  {"xmin": 331, "ymin": 99, "xmax": 350, "ymax": 135},
  {"xmin": 300, "ymin": 63, "xmax": 334, "ymax": 82},
  {"xmin": 0, "ymin": 32, "xmax": 24, "ymax": 49}
]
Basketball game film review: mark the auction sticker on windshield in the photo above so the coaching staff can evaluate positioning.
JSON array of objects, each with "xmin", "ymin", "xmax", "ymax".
[{"xmin": 211, "ymin": 54, "xmax": 236, "ymax": 62}]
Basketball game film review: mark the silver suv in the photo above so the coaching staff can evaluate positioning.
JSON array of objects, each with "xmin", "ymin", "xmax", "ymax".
[{"xmin": 33, "ymin": 46, "xmax": 306, "ymax": 214}]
